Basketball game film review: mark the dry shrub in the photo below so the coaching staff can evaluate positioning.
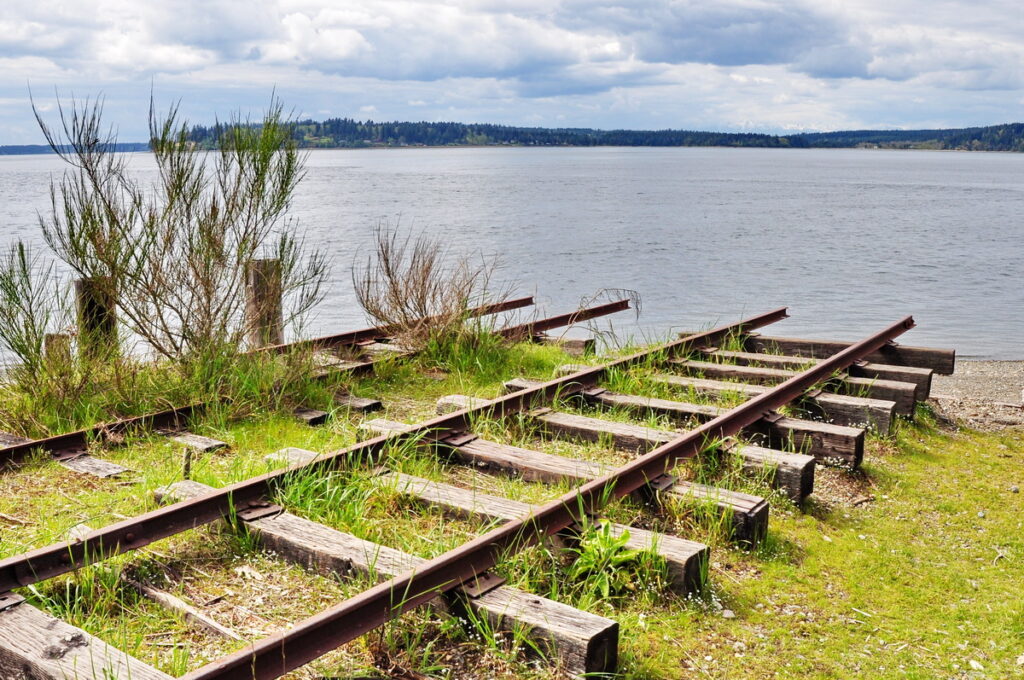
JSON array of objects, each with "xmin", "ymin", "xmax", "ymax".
[{"xmin": 353, "ymin": 226, "xmax": 510, "ymax": 349}]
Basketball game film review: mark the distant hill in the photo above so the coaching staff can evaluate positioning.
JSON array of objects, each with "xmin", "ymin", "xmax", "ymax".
[
  {"xmin": 793, "ymin": 124, "xmax": 1024, "ymax": 151},
  {"xmin": 194, "ymin": 119, "xmax": 1024, "ymax": 152},
  {"xmin": 4, "ymin": 123, "xmax": 1023, "ymax": 155},
  {"xmin": 0, "ymin": 143, "xmax": 149, "ymax": 156}
]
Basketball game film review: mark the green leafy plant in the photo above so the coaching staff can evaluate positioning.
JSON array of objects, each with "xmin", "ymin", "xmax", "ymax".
[{"xmin": 566, "ymin": 519, "xmax": 667, "ymax": 606}]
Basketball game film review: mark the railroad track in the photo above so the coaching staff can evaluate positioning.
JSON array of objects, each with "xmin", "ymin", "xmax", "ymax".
[{"xmin": 0, "ymin": 305, "xmax": 954, "ymax": 679}]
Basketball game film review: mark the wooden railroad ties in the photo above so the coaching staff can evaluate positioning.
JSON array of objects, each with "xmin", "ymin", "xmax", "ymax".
[
  {"xmin": 499, "ymin": 380, "xmax": 815, "ymax": 501},
  {"xmin": 0, "ymin": 307, "xmax": 955, "ymax": 680},
  {"xmin": 433, "ymin": 398, "xmax": 771, "ymax": 545},
  {"xmin": 158, "ymin": 475, "xmax": 621, "ymax": 678},
  {"xmin": 670, "ymin": 358, "xmax": 916, "ymax": 418}
]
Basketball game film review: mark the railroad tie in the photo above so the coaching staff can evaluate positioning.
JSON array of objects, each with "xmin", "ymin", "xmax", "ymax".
[
  {"xmin": 702, "ymin": 349, "xmax": 933, "ymax": 402},
  {"xmin": 157, "ymin": 479, "xmax": 619, "ymax": 679},
  {"xmin": 0, "ymin": 598, "xmax": 171, "ymax": 680},
  {"xmin": 377, "ymin": 470, "xmax": 710, "ymax": 592},
  {"xmin": 740, "ymin": 333, "xmax": 955, "ymax": 375},
  {"xmin": 670, "ymin": 359, "xmax": 916, "ymax": 417},
  {"xmin": 650, "ymin": 372, "xmax": 897, "ymax": 433},
  {"xmin": 0, "ymin": 429, "xmax": 130, "ymax": 479},
  {"xmin": 334, "ymin": 393, "xmax": 383, "ymax": 412},
  {"xmin": 502, "ymin": 380, "xmax": 817, "ymax": 498},
  {"xmin": 293, "ymin": 407, "xmax": 331, "ymax": 426},
  {"xmin": 602, "ymin": 378, "xmax": 865, "ymax": 468},
  {"xmin": 435, "ymin": 426, "xmax": 770, "ymax": 546}
]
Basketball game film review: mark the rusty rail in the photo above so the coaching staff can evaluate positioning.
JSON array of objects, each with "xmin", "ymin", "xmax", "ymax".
[
  {"xmin": 499, "ymin": 298, "xmax": 631, "ymax": 341},
  {"xmin": 258, "ymin": 295, "xmax": 536, "ymax": 355}
]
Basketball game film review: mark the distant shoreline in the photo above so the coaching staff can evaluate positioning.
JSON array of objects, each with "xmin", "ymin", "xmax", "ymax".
[
  {"xmin": 3, "ymin": 118, "xmax": 1023, "ymax": 155},
  {"xmin": 2, "ymin": 143, "xmax": 1020, "ymax": 157}
]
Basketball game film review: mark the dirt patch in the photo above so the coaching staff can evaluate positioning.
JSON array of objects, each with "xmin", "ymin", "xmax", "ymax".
[
  {"xmin": 810, "ymin": 467, "xmax": 877, "ymax": 510},
  {"xmin": 931, "ymin": 360, "xmax": 1024, "ymax": 431}
]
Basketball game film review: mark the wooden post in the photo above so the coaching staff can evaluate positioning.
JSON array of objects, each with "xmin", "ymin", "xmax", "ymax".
[
  {"xmin": 74, "ymin": 276, "xmax": 116, "ymax": 356},
  {"xmin": 246, "ymin": 258, "xmax": 284, "ymax": 348},
  {"xmin": 43, "ymin": 333, "xmax": 72, "ymax": 366}
]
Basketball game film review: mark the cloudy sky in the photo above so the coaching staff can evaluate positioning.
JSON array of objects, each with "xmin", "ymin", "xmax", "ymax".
[{"xmin": 2, "ymin": 0, "xmax": 1022, "ymax": 143}]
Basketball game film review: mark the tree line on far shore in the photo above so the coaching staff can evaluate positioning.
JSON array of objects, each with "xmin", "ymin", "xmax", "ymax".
[
  {"xmin": 5, "ymin": 120, "xmax": 1024, "ymax": 154},
  {"xmin": 198, "ymin": 119, "xmax": 1024, "ymax": 152}
]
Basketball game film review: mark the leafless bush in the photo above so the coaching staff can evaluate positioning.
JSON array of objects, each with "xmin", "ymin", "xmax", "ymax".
[{"xmin": 352, "ymin": 225, "xmax": 510, "ymax": 348}]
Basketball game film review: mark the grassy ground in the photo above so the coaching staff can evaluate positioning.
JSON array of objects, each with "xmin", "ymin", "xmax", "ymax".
[
  {"xmin": 617, "ymin": 413, "xmax": 1023, "ymax": 679},
  {"xmin": 0, "ymin": 337, "xmax": 1020, "ymax": 679}
]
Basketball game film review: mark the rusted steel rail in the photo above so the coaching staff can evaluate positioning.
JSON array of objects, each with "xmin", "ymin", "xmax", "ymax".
[
  {"xmin": 499, "ymin": 298, "xmax": 632, "ymax": 341},
  {"xmin": 180, "ymin": 313, "xmax": 914, "ymax": 680},
  {"xmin": 258, "ymin": 295, "xmax": 536, "ymax": 355},
  {"xmin": 0, "ymin": 306, "xmax": 778, "ymax": 595},
  {"xmin": 0, "ymin": 296, "xmax": 547, "ymax": 469}
]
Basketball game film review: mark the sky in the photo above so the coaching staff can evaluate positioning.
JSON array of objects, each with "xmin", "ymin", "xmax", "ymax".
[{"xmin": 2, "ymin": 0, "xmax": 1023, "ymax": 143}]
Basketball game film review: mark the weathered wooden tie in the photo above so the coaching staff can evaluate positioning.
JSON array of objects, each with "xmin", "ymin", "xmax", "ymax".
[
  {"xmin": 728, "ymin": 441, "xmax": 815, "ymax": 503},
  {"xmin": 438, "ymin": 433, "xmax": 775, "ymax": 544},
  {"xmin": 57, "ymin": 454, "xmax": 131, "ymax": 478},
  {"xmin": 741, "ymin": 333, "xmax": 955, "ymax": 375},
  {"xmin": 504, "ymin": 376, "xmax": 548, "ymax": 393},
  {"xmin": 167, "ymin": 431, "xmax": 227, "ymax": 453},
  {"xmin": 0, "ymin": 431, "xmax": 28, "ymax": 448},
  {"xmin": 293, "ymin": 407, "xmax": 331, "ymax": 426},
  {"xmin": 496, "ymin": 410, "xmax": 768, "ymax": 544},
  {"xmin": 0, "ymin": 430, "xmax": 129, "ymax": 478},
  {"xmin": 437, "ymin": 394, "xmax": 492, "ymax": 414},
  {"xmin": 501, "ymin": 381, "xmax": 817, "ymax": 494},
  {"xmin": 358, "ymin": 418, "xmax": 415, "ymax": 437},
  {"xmin": 0, "ymin": 598, "xmax": 171, "ymax": 680},
  {"xmin": 444, "ymin": 436, "xmax": 614, "ymax": 483},
  {"xmin": 359, "ymin": 341, "xmax": 412, "ymax": 356},
  {"xmin": 636, "ymin": 376, "xmax": 863, "ymax": 467},
  {"xmin": 335, "ymin": 394, "xmax": 383, "ymax": 412},
  {"xmin": 265, "ymin": 447, "xmax": 321, "ymax": 467},
  {"xmin": 531, "ymin": 406, "xmax": 676, "ymax": 452},
  {"xmin": 703, "ymin": 349, "xmax": 933, "ymax": 401},
  {"xmin": 648, "ymin": 371, "xmax": 897, "ymax": 433},
  {"xmin": 160, "ymin": 479, "xmax": 618, "ymax": 678},
  {"xmin": 670, "ymin": 359, "xmax": 916, "ymax": 416},
  {"xmin": 379, "ymin": 471, "xmax": 709, "ymax": 590}
]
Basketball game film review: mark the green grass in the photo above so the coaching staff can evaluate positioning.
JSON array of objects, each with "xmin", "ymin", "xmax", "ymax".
[
  {"xmin": 610, "ymin": 412, "xmax": 1024, "ymax": 679},
  {"xmin": 0, "ymin": 333, "xmax": 1020, "ymax": 679}
]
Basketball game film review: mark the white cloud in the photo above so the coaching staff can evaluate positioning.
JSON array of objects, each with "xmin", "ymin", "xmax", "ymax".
[{"xmin": 1, "ymin": 0, "xmax": 1023, "ymax": 143}]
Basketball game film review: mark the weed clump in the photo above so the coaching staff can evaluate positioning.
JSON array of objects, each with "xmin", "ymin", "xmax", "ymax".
[
  {"xmin": 353, "ymin": 225, "xmax": 513, "ymax": 353},
  {"xmin": 565, "ymin": 519, "xmax": 669, "ymax": 608}
]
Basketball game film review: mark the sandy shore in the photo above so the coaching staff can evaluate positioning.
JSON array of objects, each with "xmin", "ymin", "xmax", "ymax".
[{"xmin": 931, "ymin": 360, "xmax": 1024, "ymax": 429}]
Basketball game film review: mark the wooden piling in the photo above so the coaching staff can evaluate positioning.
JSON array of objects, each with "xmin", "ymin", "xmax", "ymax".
[
  {"xmin": 43, "ymin": 333, "xmax": 72, "ymax": 366},
  {"xmin": 245, "ymin": 258, "xmax": 284, "ymax": 348},
  {"xmin": 74, "ymin": 276, "xmax": 116, "ymax": 356}
]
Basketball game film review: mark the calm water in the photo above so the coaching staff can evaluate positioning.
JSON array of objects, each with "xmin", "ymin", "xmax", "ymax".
[{"xmin": 1, "ymin": 147, "xmax": 1021, "ymax": 358}]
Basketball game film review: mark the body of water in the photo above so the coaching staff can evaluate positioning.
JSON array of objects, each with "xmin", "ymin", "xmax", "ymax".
[{"xmin": 1, "ymin": 147, "xmax": 1020, "ymax": 358}]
